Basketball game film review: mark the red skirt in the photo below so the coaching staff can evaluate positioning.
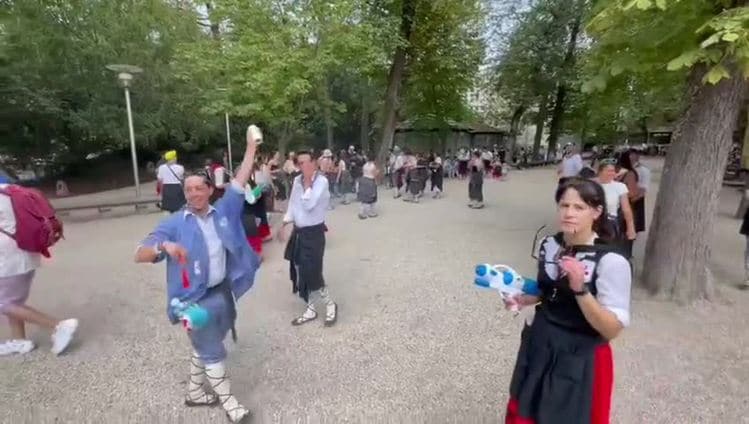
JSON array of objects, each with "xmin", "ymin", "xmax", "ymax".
[
  {"xmin": 258, "ymin": 223, "xmax": 271, "ymax": 239},
  {"xmin": 246, "ymin": 235, "xmax": 263, "ymax": 254}
]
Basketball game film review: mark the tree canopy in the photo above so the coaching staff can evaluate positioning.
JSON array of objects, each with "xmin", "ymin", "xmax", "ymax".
[{"xmin": 1, "ymin": 0, "xmax": 485, "ymax": 166}]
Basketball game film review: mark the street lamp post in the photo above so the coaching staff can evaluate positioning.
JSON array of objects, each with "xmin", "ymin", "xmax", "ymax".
[
  {"xmin": 225, "ymin": 112, "xmax": 233, "ymax": 174},
  {"xmin": 216, "ymin": 88, "xmax": 233, "ymax": 174},
  {"xmin": 106, "ymin": 64, "xmax": 143, "ymax": 197}
]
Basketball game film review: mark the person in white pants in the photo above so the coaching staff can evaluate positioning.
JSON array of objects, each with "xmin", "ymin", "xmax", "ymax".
[{"xmin": 0, "ymin": 186, "xmax": 78, "ymax": 356}]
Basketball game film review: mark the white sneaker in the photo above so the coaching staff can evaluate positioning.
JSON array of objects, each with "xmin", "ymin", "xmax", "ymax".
[
  {"xmin": 51, "ymin": 318, "xmax": 78, "ymax": 356},
  {"xmin": 0, "ymin": 339, "xmax": 36, "ymax": 356}
]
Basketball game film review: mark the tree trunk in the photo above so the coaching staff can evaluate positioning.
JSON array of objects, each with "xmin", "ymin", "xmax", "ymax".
[
  {"xmin": 205, "ymin": 2, "xmax": 221, "ymax": 39},
  {"xmin": 360, "ymin": 88, "xmax": 369, "ymax": 155},
  {"xmin": 532, "ymin": 97, "xmax": 548, "ymax": 159},
  {"xmin": 324, "ymin": 102, "xmax": 334, "ymax": 151},
  {"xmin": 508, "ymin": 105, "xmax": 526, "ymax": 164},
  {"xmin": 375, "ymin": 0, "xmax": 415, "ymax": 167},
  {"xmin": 546, "ymin": 10, "xmax": 582, "ymax": 161},
  {"xmin": 734, "ymin": 107, "xmax": 749, "ymax": 218},
  {"xmin": 277, "ymin": 124, "xmax": 291, "ymax": 160},
  {"xmin": 547, "ymin": 85, "xmax": 566, "ymax": 161},
  {"xmin": 317, "ymin": 76, "xmax": 334, "ymax": 150},
  {"xmin": 642, "ymin": 65, "xmax": 748, "ymax": 303}
]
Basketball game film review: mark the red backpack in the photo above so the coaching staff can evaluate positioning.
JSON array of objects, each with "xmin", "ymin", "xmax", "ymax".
[{"xmin": 0, "ymin": 185, "xmax": 63, "ymax": 258}]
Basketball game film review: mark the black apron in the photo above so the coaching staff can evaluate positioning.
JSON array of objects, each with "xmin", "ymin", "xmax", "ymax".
[
  {"xmin": 632, "ymin": 197, "xmax": 646, "ymax": 233},
  {"xmin": 741, "ymin": 207, "xmax": 749, "ymax": 236},
  {"xmin": 357, "ymin": 177, "xmax": 378, "ymax": 204},
  {"xmin": 468, "ymin": 167, "xmax": 483, "ymax": 201},
  {"xmin": 160, "ymin": 183, "xmax": 186, "ymax": 213},
  {"xmin": 283, "ymin": 223, "xmax": 326, "ymax": 302},
  {"xmin": 430, "ymin": 164, "xmax": 444, "ymax": 191}
]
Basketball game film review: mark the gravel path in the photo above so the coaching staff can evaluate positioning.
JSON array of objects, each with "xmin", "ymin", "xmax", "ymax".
[{"xmin": 2, "ymin": 163, "xmax": 748, "ymax": 423}]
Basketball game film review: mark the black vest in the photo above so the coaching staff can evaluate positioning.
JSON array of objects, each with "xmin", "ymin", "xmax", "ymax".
[{"xmin": 535, "ymin": 233, "xmax": 625, "ymax": 338}]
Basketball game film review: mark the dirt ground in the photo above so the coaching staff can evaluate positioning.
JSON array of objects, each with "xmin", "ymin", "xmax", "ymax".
[{"xmin": 1, "ymin": 158, "xmax": 747, "ymax": 423}]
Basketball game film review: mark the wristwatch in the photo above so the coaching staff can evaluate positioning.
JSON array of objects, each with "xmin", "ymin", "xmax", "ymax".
[
  {"xmin": 153, "ymin": 242, "xmax": 167, "ymax": 262},
  {"xmin": 573, "ymin": 285, "xmax": 589, "ymax": 297}
]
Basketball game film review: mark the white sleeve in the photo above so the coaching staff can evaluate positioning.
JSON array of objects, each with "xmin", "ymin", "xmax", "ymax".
[
  {"xmin": 574, "ymin": 155, "xmax": 583, "ymax": 173},
  {"xmin": 156, "ymin": 165, "xmax": 165, "ymax": 181},
  {"xmin": 618, "ymin": 182, "xmax": 629, "ymax": 197},
  {"xmin": 175, "ymin": 165, "xmax": 185, "ymax": 179},
  {"xmin": 284, "ymin": 179, "xmax": 298, "ymax": 223},
  {"xmin": 639, "ymin": 168, "xmax": 650, "ymax": 191},
  {"xmin": 214, "ymin": 168, "xmax": 225, "ymax": 186},
  {"xmin": 595, "ymin": 253, "xmax": 632, "ymax": 327}
]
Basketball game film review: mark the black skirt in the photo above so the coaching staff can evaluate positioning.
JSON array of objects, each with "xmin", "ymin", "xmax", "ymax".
[
  {"xmin": 507, "ymin": 312, "xmax": 611, "ymax": 424},
  {"xmin": 357, "ymin": 177, "xmax": 378, "ymax": 204},
  {"xmin": 283, "ymin": 223, "xmax": 326, "ymax": 302},
  {"xmin": 468, "ymin": 171, "xmax": 483, "ymax": 201},
  {"xmin": 741, "ymin": 208, "xmax": 749, "ymax": 236},
  {"xmin": 632, "ymin": 197, "xmax": 646, "ymax": 233},
  {"xmin": 430, "ymin": 167, "xmax": 444, "ymax": 191},
  {"xmin": 160, "ymin": 183, "xmax": 186, "ymax": 212}
]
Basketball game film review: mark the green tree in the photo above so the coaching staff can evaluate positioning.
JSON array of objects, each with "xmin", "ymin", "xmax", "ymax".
[
  {"xmin": 374, "ymin": 0, "xmax": 484, "ymax": 164},
  {"xmin": 490, "ymin": 0, "xmax": 575, "ymax": 159},
  {"xmin": 586, "ymin": 0, "xmax": 749, "ymax": 302},
  {"xmin": 1, "ymin": 0, "xmax": 213, "ymax": 164}
]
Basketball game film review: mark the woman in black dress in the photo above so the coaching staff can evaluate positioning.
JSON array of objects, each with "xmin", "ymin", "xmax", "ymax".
[
  {"xmin": 504, "ymin": 177, "xmax": 632, "ymax": 424},
  {"xmin": 740, "ymin": 207, "xmax": 749, "ymax": 289},
  {"xmin": 468, "ymin": 151, "xmax": 485, "ymax": 208}
]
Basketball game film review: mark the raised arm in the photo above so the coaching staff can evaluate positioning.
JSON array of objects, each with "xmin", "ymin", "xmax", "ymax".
[
  {"xmin": 232, "ymin": 127, "xmax": 258, "ymax": 188},
  {"xmin": 217, "ymin": 127, "xmax": 259, "ymax": 217}
]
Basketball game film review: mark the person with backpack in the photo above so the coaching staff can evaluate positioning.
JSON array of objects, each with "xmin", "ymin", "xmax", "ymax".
[{"xmin": 0, "ymin": 184, "xmax": 78, "ymax": 356}]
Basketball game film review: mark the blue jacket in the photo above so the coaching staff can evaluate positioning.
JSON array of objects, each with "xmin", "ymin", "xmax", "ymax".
[{"xmin": 141, "ymin": 184, "xmax": 260, "ymax": 322}]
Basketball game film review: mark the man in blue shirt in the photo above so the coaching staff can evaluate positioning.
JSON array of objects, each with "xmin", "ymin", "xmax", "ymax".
[
  {"xmin": 135, "ymin": 129, "xmax": 259, "ymax": 423},
  {"xmin": 280, "ymin": 151, "xmax": 338, "ymax": 326}
]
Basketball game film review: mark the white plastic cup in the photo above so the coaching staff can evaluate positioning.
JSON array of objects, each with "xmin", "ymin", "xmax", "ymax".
[{"xmin": 247, "ymin": 124, "xmax": 263, "ymax": 145}]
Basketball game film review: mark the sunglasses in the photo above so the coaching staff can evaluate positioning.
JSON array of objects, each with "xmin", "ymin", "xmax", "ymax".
[{"xmin": 531, "ymin": 224, "xmax": 574, "ymax": 265}]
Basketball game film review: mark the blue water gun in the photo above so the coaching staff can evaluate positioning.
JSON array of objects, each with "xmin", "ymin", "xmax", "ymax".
[
  {"xmin": 474, "ymin": 264, "xmax": 540, "ymax": 312},
  {"xmin": 170, "ymin": 298, "xmax": 210, "ymax": 331}
]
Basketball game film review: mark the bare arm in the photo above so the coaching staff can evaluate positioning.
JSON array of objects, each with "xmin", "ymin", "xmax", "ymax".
[
  {"xmin": 620, "ymin": 194, "xmax": 636, "ymax": 237},
  {"xmin": 517, "ymin": 294, "xmax": 540, "ymax": 307},
  {"xmin": 231, "ymin": 128, "xmax": 258, "ymax": 189},
  {"xmin": 575, "ymin": 294, "xmax": 624, "ymax": 340},
  {"xmin": 623, "ymin": 172, "xmax": 642, "ymax": 201}
]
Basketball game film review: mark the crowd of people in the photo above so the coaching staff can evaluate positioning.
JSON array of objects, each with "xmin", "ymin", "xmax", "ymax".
[
  {"xmin": 557, "ymin": 144, "xmax": 651, "ymax": 260},
  {"xmin": 3, "ymin": 134, "xmax": 746, "ymax": 424}
]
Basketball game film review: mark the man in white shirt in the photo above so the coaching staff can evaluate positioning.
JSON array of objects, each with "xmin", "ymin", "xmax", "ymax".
[
  {"xmin": 0, "ymin": 186, "xmax": 78, "ymax": 356},
  {"xmin": 280, "ymin": 151, "xmax": 338, "ymax": 327},
  {"xmin": 558, "ymin": 145, "xmax": 584, "ymax": 180}
]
